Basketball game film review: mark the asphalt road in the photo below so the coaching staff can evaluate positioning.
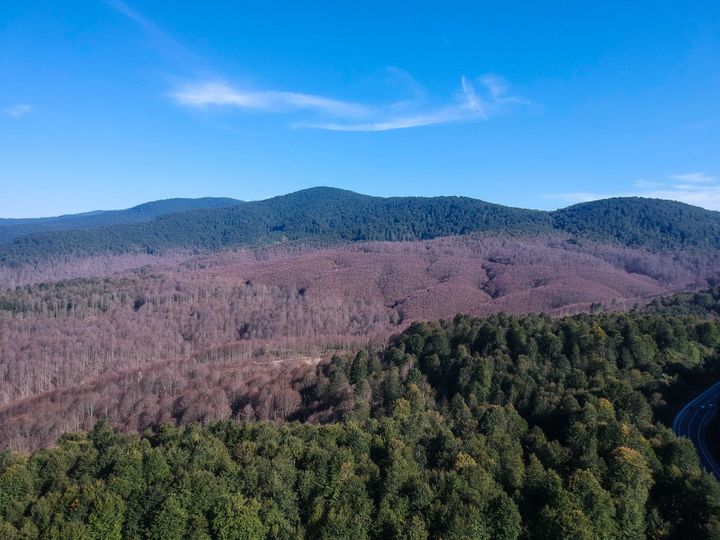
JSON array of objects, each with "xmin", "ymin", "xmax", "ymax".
[{"xmin": 673, "ymin": 380, "xmax": 720, "ymax": 479}]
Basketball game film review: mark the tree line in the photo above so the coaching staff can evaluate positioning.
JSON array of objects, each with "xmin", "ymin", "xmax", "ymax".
[{"xmin": 3, "ymin": 187, "xmax": 720, "ymax": 265}]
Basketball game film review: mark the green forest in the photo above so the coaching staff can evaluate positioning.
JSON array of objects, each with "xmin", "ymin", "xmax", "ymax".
[
  {"xmin": 0, "ymin": 198, "xmax": 241, "ymax": 245},
  {"xmin": 643, "ymin": 286, "xmax": 720, "ymax": 318},
  {"xmin": 3, "ymin": 188, "xmax": 720, "ymax": 265},
  {"xmin": 2, "ymin": 310, "xmax": 720, "ymax": 538}
]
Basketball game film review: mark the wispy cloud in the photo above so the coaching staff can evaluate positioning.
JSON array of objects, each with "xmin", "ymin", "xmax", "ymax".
[
  {"xmin": 3, "ymin": 104, "xmax": 33, "ymax": 118},
  {"xmin": 548, "ymin": 172, "xmax": 720, "ymax": 211},
  {"xmin": 106, "ymin": 0, "xmax": 204, "ymax": 72},
  {"xmin": 299, "ymin": 75, "xmax": 490, "ymax": 132},
  {"xmin": 668, "ymin": 172, "xmax": 717, "ymax": 183},
  {"xmin": 170, "ymin": 74, "xmax": 529, "ymax": 132},
  {"xmin": 169, "ymin": 82, "xmax": 371, "ymax": 118},
  {"xmin": 109, "ymin": 1, "xmax": 532, "ymax": 132}
]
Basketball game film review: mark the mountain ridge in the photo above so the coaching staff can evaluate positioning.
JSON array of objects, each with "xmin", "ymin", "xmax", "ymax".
[
  {"xmin": 1, "ymin": 187, "xmax": 718, "ymax": 265},
  {"xmin": 0, "ymin": 197, "xmax": 243, "ymax": 245}
]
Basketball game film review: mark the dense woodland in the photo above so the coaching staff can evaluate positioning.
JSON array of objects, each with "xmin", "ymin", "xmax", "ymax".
[
  {"xmin": 643, "ymin": 286, "xmax": 720, "ymax": 318},
  {"xmin": 0, "ymin": 188, "xmax": 549, "ymax": 265},
  {"xmin": 0, "ymin": 198, "xmax": 240, "ymax": 245},
  {"xmin": 1, "ymin": 310, "xmax": 720, "ymax": 538},
  {"xmin": 552, "ymin": 197, "xmax": 720, "ymax": 251},
  {"xmin": 2, "ymin": 188, "xmax": 720, "ymax": 265}
]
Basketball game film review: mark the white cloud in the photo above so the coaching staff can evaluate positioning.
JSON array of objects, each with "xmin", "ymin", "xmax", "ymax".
[
  {"xmin": 3, "ymin": 104, "xmax": 33, "ymax": 118},
  {"xmin": 169, "ymin": 82, "xmax": 370, "ymax": 118},
  {"xmin": 383, "ymin": 67, "xmax": 428, "ymax": 102},
  {"xmin": 298, "ymin": 75, "xmax": 526, "ymax": 132},
  {"xmin": 460, "ymin": 76, "xmax": 484, "ymax": 115},
  {"xmin": 548, "ymin": 172, "xmax": 720, "ymax": 211},
  {"xmin": 668, "ymin": 172, "xmax": 717, "ymax": 183},
  {"xmin": 303, "ymin": 111, "xmax": 468, "ymax": 132},
  {"xmin": 109, "ymin": 1, "xmax": 532, "ymax": 132},
  {"xmin": 171, "ymin": 75, "xmax": 528, "ymax": 132},
  {"xmin": 647, "ymin": 187, "xmax": 720, "ymax": 210},
  {"xmin": 106, "ymin": 0, "xmax": 200, "ymax": 69}
]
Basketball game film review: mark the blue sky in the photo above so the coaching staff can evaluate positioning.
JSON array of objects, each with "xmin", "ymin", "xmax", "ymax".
[{"xmin": 1, "ymin": 1, "xmax": 719, "ymax": 217}]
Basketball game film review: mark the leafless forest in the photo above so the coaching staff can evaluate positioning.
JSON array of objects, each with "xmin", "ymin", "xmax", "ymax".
[{"xmin": 0, "ymin": 234, "xmax": 717, "ymax": 449}]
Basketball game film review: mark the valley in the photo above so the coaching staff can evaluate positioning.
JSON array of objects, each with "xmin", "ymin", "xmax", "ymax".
[{"xmin": 1, "ymin": 190, "xmax": 719, "ymax": 537}]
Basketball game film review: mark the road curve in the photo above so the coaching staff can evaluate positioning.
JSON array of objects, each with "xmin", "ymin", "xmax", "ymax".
[{"xmin": 673, "ymin": 379, "xmax": 720, "ymax": 479}]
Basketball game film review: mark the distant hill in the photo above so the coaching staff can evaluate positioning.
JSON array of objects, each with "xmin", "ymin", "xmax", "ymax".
[
  {"xmin": 0, "ymin": 187, "xmax": 719, "ymax": 265},
  {"xmin": 0, "ymin": 197, "xmax": 242, "ymax": 244},
  {"xmin": 0, "ymin": 188, "xmax": 552, "ymax": 264},
  {"xmin": 552, "ymin": 197, "xmax": 720, "ymax": 251}
]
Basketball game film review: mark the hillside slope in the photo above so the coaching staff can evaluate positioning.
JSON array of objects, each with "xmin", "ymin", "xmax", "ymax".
[
  {"xmin": 0, "ymin": 235, "xmax": 715, "ymax": 409},
  {"xmin": 0, "ymin": 197, "xmax": 242, "ymax": 244},
  {"xmin": 0, "ymin": 188, "xmax": 552, "ymax": 264},
  {"xmin": 642, "ymin": 285, "xmax": 720, "ymax": 317},
  {"xmin": 1, "ymin": 188, "xmax": 719, "ymax": 265},
  {"xmin": 1, "ymin": 311, "xmax": 719, "ymax": 538},
  {"xmin": 552, "ymin": 197, "xmax": 720, "ymax": 250}
]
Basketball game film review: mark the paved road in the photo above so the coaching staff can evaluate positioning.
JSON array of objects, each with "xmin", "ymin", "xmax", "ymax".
[{"xmin": 673, "ymin": 380, "xmax": 720, "ymax": 479}]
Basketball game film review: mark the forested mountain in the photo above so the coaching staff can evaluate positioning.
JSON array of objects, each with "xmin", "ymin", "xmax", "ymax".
[
  {"xmin": 0, "ymin": 188, "xmax": 551, "ymax": 264},
  {"xmin": 1, "ymin": 311, "xmax": 719, "ymax": 538},
  {"xmin": 552, "ymin": 197, "xmax": 720, "ymax": 251},
  {"xmin": 0, "ymin": 197, "xmax": 242, "ymax": 244},
  {"xmin": 1, "ymin": 188, "xmax": 719, "ymax": 265}
]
